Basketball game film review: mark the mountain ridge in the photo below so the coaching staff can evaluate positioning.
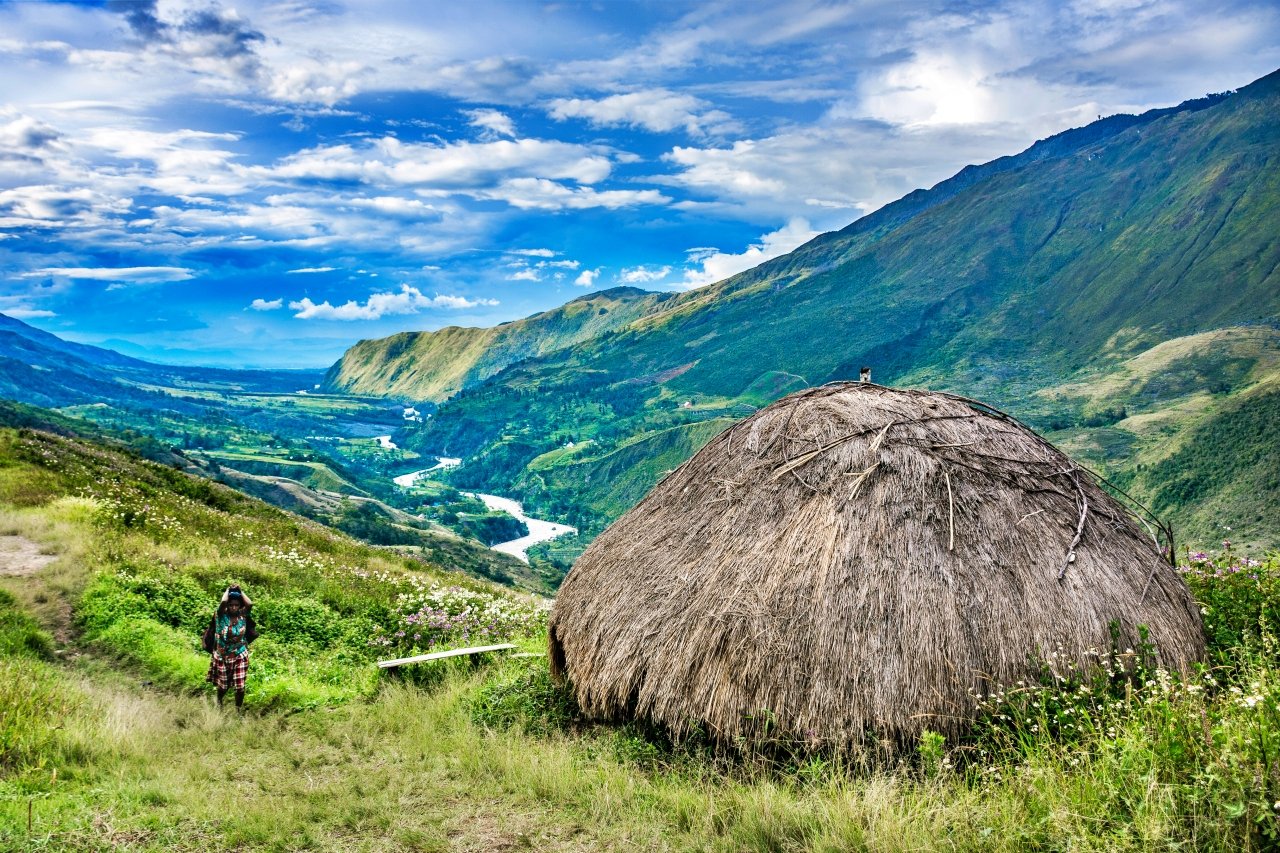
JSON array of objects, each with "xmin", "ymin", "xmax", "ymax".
[
  {"xmin": 322, "ymin": 286, "xmax": 674, "ymax": 401},
  {"xmin": 385, "ymin": 67, "xmax": 1280, "ymax": 553}
]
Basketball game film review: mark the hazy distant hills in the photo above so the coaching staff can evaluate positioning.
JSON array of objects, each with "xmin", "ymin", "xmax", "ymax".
[
  {"xmin": 322, "ymin": 286, "xmax": 676, "ymax": 401},
  {"xmin": 323, "ymin": 68, "xmax": 1280, "ymax": 552},
  {"xmin": 0, "ymin": 313, "xmax": 323, "ymax": 409}
]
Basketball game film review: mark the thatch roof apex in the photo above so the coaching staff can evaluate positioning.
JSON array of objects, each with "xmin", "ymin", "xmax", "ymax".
[{"xmin": 549, "ymin": 382, "xmax": 1205, "ymax": 752}]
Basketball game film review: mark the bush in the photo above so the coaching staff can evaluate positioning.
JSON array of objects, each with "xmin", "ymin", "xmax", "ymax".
[
  {"xmin": 468, "ymin": 661, "xmax": 579, "ymax": 736},
  {"xmin": 1182, "ymin": 546, "xmax": 1280, "ymax": 658},
  {"xmin": 78, "ymin": 567, "xmax": 210, "ymax": 636},
  {"xmin": 254, "ymin": 596, "xmax": 347, "ymax": 648}
]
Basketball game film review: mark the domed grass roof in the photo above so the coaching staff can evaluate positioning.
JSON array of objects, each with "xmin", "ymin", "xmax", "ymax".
[{"xmin": 549, "ymin": 383, "xmax": 1205, "ymax": 751}]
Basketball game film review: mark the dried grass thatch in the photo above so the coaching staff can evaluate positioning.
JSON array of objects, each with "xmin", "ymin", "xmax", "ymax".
[{"xmin": 549, "ymin": 382, "xmax": 1206, "ymax": 751}]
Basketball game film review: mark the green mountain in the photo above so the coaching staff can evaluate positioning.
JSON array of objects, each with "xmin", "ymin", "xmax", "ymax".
[
  {"xmin": 324, "ymin": 68, "xmax": 1280, "ymax": 556},
  {"xmin": 321, "ymin": 286, "xmax": 676, "ymax": 401}
]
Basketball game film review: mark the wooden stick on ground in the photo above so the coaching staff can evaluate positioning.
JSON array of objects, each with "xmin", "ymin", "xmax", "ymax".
[{"xmin": 377, "ymin": 643, "xmax": 516, "ymax": 669}]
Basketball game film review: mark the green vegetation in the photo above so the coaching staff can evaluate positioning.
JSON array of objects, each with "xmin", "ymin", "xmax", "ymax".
[
  {"xmin": 1, "ymin": 421, "xmax": 1280, "ymax": 847},
  {"xmin": 2, "ymin": 427, "xmax": 1280, "ymax": 848},
  {"xmin": 303, "ymin": 72, "xmax": 1280, "ymax": 559},
  {"xmin": 0, "ymin": 427, "xmax": 545, "ymax": 712},
  {"xmin": 1145, "ymin": 385, "xmax": 1280, "ymax": 551},
  {"xmin": 322, "ymin": 286, "xmax": 676, "ymax": 401}
]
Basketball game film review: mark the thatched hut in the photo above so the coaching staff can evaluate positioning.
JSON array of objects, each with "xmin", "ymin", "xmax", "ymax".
[{"xmin": 549, "ymin": 383, "xmax": 1205, "ymax": 751}]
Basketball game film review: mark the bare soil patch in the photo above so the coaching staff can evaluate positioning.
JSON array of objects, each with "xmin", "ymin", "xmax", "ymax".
[{"xmin": 0, "ymin": 534, "xmax": 58, "ymax": 577}]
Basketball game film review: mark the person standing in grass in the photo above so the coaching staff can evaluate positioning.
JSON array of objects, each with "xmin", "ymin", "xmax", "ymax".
[{"xmin": 204, "ymin": 585, "xmax": 258, "ymax": 709}]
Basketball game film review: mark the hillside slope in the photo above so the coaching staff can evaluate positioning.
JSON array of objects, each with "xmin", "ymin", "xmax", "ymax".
[
  {"xmin": 395, "ymin": 68, "xmax": 1280, "ymax": 550},
  {"xmin": 321, "ymin": 286, "xmax": 675, "ymax": 401}
]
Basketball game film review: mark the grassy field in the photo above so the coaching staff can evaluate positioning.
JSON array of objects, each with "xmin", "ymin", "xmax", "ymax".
[{"xmin": 3, "ymin": 426, "xmax": 1280, "ymax": 850}]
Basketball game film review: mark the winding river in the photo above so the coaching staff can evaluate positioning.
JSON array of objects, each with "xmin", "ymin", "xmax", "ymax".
[
  {"xmin": 391, "ymin": 457, "xmax": 576, "ymax": 563},
  {"xmin": 467, "ymin": 493, "xmax": 577, "ymax": 563}
]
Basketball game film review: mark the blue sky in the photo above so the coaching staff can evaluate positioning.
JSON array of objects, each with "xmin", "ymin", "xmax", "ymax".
[{"xmin": 1, "ymin": 0, "xmax": 1278, "ymax": 368}]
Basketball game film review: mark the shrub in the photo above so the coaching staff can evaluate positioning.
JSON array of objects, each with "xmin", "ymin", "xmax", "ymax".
[
  {"xmin": 78, "ymin": 567, "xmax": 210, "ymax": 636},
  {"xmin": 1182, "ymin": 546, "xmax": 1280, "ymax": 658},
  {"xmin": 468, "ymin": 660, "xmax": 579, "ymax": 736},
  {"xmin": 254, "ymin": 596, "xmax": 347, "ymax": 648}
]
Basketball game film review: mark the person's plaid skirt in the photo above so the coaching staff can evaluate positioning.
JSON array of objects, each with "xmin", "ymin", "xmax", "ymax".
[{"xmin": 207, "ymin": 650, "xmax": 249, "ymax": 690}]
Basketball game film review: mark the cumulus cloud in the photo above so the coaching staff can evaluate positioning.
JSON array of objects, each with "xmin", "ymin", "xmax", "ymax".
[
  {"xmin": 285, "ymin": 266, "xmax": 336, "ymax": 274},
  {"xmin": 261, "ymin": 136, "xmax": 614, "ymax": 189},
  {"xmin": 0, "ymin": 185, "xmax": 132, "ymax": 229},
  {"xmin": 660, "ymin": 119, "xmax": 1044, "ymax": 222},
  {"xmin": 575, "ymin": 268, "xmax": 599, "ymax": 287},
  {"xmin": 289, "ymin": 284, "xmax": 497, "ymax": 320},
  {"xmin": 249, "ymin": 297, "xmax": 283, "ymax": 310},
  {"xmin": 507, "ymin": 253, "xmax": 582, "ymax": 282},
  {"xmin": 477, "ymin": 177, "xmax": 668, "ymax": 210},
  {"xmin": 466, "ymin": 108, "xmax": 516, "ymax": 139},
  {"xmin": 547, "ymin": 88, "xmax": 730, "ymax": 135},
  {"xmin": 19, "ymin": 266, "xmax": 195, "ymax": 283},
  {"xmin": 683, "ymin": 218, "xmax": 820, "ymax": 288},
  {"xmin": 268, "ymin": 60, "xmax": 365, "ymax": 105},
  {"xmin": 619, "ymin": 265, "xmax": 671, "ymax": 284},
  {"xmin": 0, "ymin": 113, "xmax": 60, "ymax": 150},
  {"xmin": 110, "ymin": 0, "xmax": 265, "ymax": 82}
]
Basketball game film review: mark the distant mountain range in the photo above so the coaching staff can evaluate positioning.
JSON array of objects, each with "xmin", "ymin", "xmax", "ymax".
[
  {"xmin": 0, "ymin": 312, "xmax": 322, "ymax": 409},
  {"xmin": 324, "ymin": 68, "xmax": 1280, "ymax": 553}
]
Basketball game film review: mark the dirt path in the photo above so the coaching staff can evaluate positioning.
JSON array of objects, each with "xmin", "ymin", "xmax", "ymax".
[
  {"xmin": 0, "ymin": 534, "xmax": 58, "ymax": 577},
  {"xmin": 0, "ymin": 533, "xmax": 76, "ymax": 646}
]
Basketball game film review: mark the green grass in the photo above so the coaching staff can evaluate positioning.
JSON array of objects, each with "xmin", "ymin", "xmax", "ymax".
[{"xmin": 5, "ymin": 423, "xmax": 1280, "ymax": 849}]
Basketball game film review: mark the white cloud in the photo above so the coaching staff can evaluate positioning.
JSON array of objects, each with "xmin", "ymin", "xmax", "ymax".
[
  {"xmin": 285, "ymin": 266, "xmax": 336, "ymax": 274},
  {"xmin": 478, "ymin": 177, "xmax": 668, "ymax": 210},
  {"xmin": 267, "ymin": 60, "xmax": 365, "ymax": 105},
  {"xmin": 289, "ymin": 284, "xmax": 497, "ymax": 320},
  {"xmin": 0, "ymin": 185, "xmax": 132, "ymax": 229},
  {"xmin": 683, "ymin": 218, "xmax": 820, "ymax": 288},
  {"xmin": 3, "ymin": 307, "xmax": 56, "ymax": 319},
  {"xmin": 466, "ymin": 108, "xmax": 516, "ymax": 139},
  {"xmin": 508, "ymin": 268, "xmax": 540, "ymax": 281},
  {"xmin": 619, "ymin": 265, "xmax": 671, "ymax": 284},
  {"xmin": 574, "ymin": 268, "xmax": 599, "ymax": 287},
  {"xmin": 250, "ymin": 297, "xmax": 284, "ymax": 310},
  {"xmin": 547, "ymin": 88, "xmax": 725, "ymax": 135},
  {"xmin": 19, "ymin": 266, "xmax": 195, "ymax": 283},
  {"xmin": 261, "ymin": 136, "xmax": 614, "ymax": 188},
  {"xmin": 0, "ymin": 112, "xmax": 60, "ymax": 150},
  {"xmin": 660, "ymin": 118, "xmax": 1050, "ymax": 223}
]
